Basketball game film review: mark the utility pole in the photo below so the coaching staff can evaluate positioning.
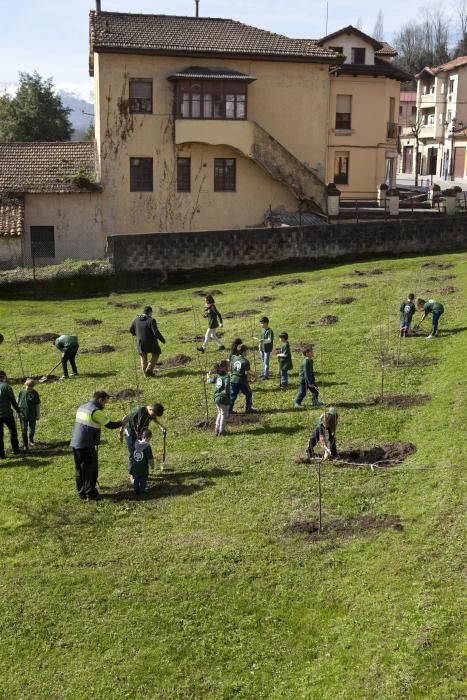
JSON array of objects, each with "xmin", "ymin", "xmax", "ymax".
[
  {"xmin": 195, "ymin": 0, "xmax": 200, "ymax": 17},
  {"xmin": 325, "ymin": 1, "xmax": 329, "ymax": 34}
]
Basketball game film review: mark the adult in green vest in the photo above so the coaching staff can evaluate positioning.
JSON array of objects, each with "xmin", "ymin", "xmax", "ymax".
[
  {"xmin": 69, "ymin": 391, "xmax": 123, "ymax": 500},
  {"xmin": 0, "ymin": 370, "xmax": 21, "ymax": 458},
  {"xmin": 416, "ymin": 298, "xmax": 445, "ymax": 338},
  {"xmin": 55, "ymin": 334, "xmax": 79, "ymax": 380}
]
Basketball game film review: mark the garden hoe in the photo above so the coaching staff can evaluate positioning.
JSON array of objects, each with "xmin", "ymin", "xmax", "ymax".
[
  {"xmin": 39, "ymin": 360, "xmax": 62, "ymax": 383},
  {"xmin": 161, "ymin": 428, "xmax": 168, "ymax": 471}
]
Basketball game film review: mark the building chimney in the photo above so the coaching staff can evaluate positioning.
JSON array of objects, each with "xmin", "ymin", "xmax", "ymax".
[
  {"xmin": 195, "ymin": 0, "xmax": 200, "ymax": 17},
  {"xmin": 96, "ymin": 0, "xmax": 101, "ymax": 12}
]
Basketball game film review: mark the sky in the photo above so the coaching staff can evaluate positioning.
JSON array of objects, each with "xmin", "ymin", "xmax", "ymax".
[{"xmin": 0, "ymin": 0, "xmax": 431, "ymax": 91}]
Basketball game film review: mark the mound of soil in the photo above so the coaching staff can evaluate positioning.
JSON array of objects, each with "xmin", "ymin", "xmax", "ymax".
[
  {"xmin": 439, "ymin": 286, "xmax": 459, "ymax": 294},
  {"xmin": 194, "ymin": 412, "xmax": 262, "ymax": 428},
  {"xmin": 158, "ymin": 307, "xmax": 191, "ymax": 315},
  {"xmin": 305, "ymin": 320, "xmax": 317, "ymax": 326},
  {"xmin": 75, "ymin": 319, "xmax": 102, "ymax": 326},
  {"xmin": 353, "ymin": 268, "xmax": 383, "ymax": 276},
  {"xmin": 319, "ymin": 315, "xmax": 338, "ymax": 325},
  {"xmin": 269, "ymin": 278, "xmax": 303, "ymax": 288},
  {"xmin": 25, "ymin": 374, "xmax": 59, "ymax": 384},
  {"xmin": 339, "ymin": 441, "xmax": 416, "ymax": 465},
  {"xmin": 192, "ymin": 289, "xmax": 223, "ymax": 297},
  {"xmin": 107, "ymin": 300, "xmax": 139, "ymax": 309},
  {"xmin": 427, "ymin": 274, "xmax": 456, "ymax": 281},
  {"xmin": 422, "ymin": 262, "xmax": 454, "ymax": 270},
  {"xmin": 321, "ymin": 297, "xmax": 356, "ymax": 305},
  {"xmin": 341, "ymin": 282, "xmax": 368, "ymax": 289},
  {"xmin": 161, "ymin": 354, "xmax": 192, "ymax": 367},
  {"xmin": 20, "ymin": 333, "xmax": 59, "ymax": 344},
  {"xmin": 292, "ymin": 342, "xmax": 312, "ymax": 353},
  {"xmin": 288, "ymin": 514, "xmax": 403, "ymax": 541},
  {"xmin": 110, "ymin": 388, "xmax": 142, "ymax": 400},
  {"xmin": 254, "ymin": 295, "xmax": 275, "ymax": 303},
  {"xmin": 386, "ymin": 355, "xmax": 438, "ymax": 367},
  {"xmin": 179, "ymin": 334, "xmax": 204, "ymax": 344},
  {"xmin": 224, "ymin": 309, "xmax": 260, "ymax": 319},
  {"xmin": 368, "ymin": 394, "xmax": 431, "ymax": 408},
  {"xmin": 81, "ymin": 345, "xmax": 116, "ymax": 354}
]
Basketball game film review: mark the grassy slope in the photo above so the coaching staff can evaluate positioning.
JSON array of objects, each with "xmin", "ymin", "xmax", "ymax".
[{"xmin": 0, "ymin": 252, "xmax": 465, "ymax": 700}]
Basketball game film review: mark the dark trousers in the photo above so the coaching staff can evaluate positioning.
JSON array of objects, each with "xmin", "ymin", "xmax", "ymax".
[
  {"xmin": 230, "ymin": 382, "xmax": 253, "ymax": 411},
  {"xmin": 21, "ymin": 417, "xmax": 36, "ymax": 448},
  {"xmin": 431, "ymin": 311, "xmax": 443, "ymax": 335},
  {"xmin": 295, "ymin": 379, "xmax": 319, "ymax": 405},
  {"xmin": 125, "ymin": 433, "xmax": 136, "ymax": 473},
  {"xmin": 72, "ymin": 446, "xmax": 98, "ymax": 499},
  {"xmin": 0, "ymin": 415, "xmax": 20, "ymax": 457},
  {"xmin": 279, "ymin": 368, "xmax": 288, "ymax": 387},
  {"xmin": 133, "ymin": 475, "xmax": 147, "ymax": 494},
  {"xmin": 62, "ymin": 348, "xmax": 78, "ymax": 377},
  {"xmin": 307, "ymin": 428, "xmax": 337, "ymax": 457}
]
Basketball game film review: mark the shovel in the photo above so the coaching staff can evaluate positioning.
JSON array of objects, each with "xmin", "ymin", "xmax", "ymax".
[
  {"xmin": 161, "ymin": 429, "xmax": 168, "ymax": 470},
  {"xmin": 39, "ymin": 360, "xmax": 62, "ymax": 383}
]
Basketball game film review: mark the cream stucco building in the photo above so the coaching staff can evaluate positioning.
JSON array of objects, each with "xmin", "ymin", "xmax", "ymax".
[{"xmin": 0, "ymin": 11, "xmax": 411, "ymax": 266}]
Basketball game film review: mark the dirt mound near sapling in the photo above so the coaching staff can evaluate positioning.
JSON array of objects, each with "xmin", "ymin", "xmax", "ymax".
[
  {"xmin": 194, "ymin": 412, "xmax": 262, "ymax": 428},
  {"xmin": 107, "ymin": 299, "xmax": 139, "ymax": 309},
  {"xmin": 319, "ymin": 315, "xmax": 338, "ymax": 325},
  {"xmin": 158, "ymin": 307, "xmax": 191, "ymax": 315},
  {"xmin": 368, "ymin": 394, "xmax": 431, "ymax": 408},
  {"xmin": 422, "ymin": 262, "xmax": 454, "ymax": 270},
  {"xmin": 20, "ymin": 333, "xmax": 59, "ymax": 344},
  {"xmin": 75, "ymin": 319, "xmax": 102, "ymax": 326},
  {"xmin": 192, "ymin": 289, "xmax": 223, "ymax": 297},
  {"xmin": 353, "ymin": 268, "xmax": 383, "ymax": 276},
  {"xmin": 254, "ymin": 295, "xmax": 275, "ymax": 303},
  {"xmin": 161, "ymin": 354, "xmax": 192, "ymax": 367},
  {"xmin": 341, "ymin": 282, "xmax": 368, "ymax": 289},
  {"xmin": 269, "ymin": 278, "xmax": 303, "ymax": 288},
  {"xmin": 81, "ymin": 345, "xmax": 116, "ymax": 354},
  {"xmin": 387, "ymin": 355, "xmax": 438, "ymax": 367},
  {"xmin": 339, "ymin": 441, "xmax": 416, "ymax": 465},
  {"xmin": 110, "ymin": 388, "xmax": 142, "ymax": 400},
  {"xmin": 321, "ymin": 297, "xmax": 356, "ymax": 305},
  {"xmin": 292, "ymin": 342, "xmax": 312, "ymax": 353},
  {"xmin": 26, "ymin": 374, "xmax": 59, "ymax": 384},
  {"xmin": 288, "ymin": 514, "xmax": 403, "ymax": 541},
  {"xmin": 224, "ymin": 309, "xmax": 260, "ymax": 319},
  {"xmin": 439, "ymin": 286, "xmax": 459, "ymax": 294}
]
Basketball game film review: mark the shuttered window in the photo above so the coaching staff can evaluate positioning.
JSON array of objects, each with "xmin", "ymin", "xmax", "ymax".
[{"xmin": 336, "ymin": 95, "xmax": 352, "ymax": 130}]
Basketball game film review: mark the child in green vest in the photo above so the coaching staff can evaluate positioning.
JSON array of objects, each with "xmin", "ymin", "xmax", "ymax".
[
  {"xmin": 17, "ymin": 378, "xmax": 41, "ymax": 450},
  {"xmin": 416, "ymin": 298, "xmax": 445, "ymax": 338},
  {"xmin": 130, "ymin": 428, "xmax": 155, "ymax": 495},
  {"xmin": 55, "ymin": 334, "xmax": 79, "ymax": 380},
  {"xmin": 198, "ymin": 294, "xmax": 225, "ymax": 353},
  {"xmin": 207, "ymin": 359, "xmax": 231, "ymax": 436},
  {"xmin": 230, "ymin": 344, "xmax": 254, "ymax": 413},
  {"xmin": 294, "ymin": 346, "xmax": 321, "ymax": 408},
  {"xmin": 276, "ymin": 331, "xmax": 292, "ymax": 389},
  {"xmin": 258, "ymin": 316, "xmax": 274, "ymax": 380},
  {"xmin": 307, "ymin": 407, "xmax": 338, "ymax": 459},
  {"xmin": 399, "ymin": 293, "xmax": 416, "ymax": 337}
]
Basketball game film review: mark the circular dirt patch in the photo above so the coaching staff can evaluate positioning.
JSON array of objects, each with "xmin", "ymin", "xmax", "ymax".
[
  {"xmin": 319, "ymin": 315, "xmax": 338, "ymax": 325},
  {"xmin": 224, "ymin": 309, "xmax": 260, "ymax": 319},
  {"xmin": 288, "ymin": 514, "xmax": 403, "ymax": 541},
  {"xmin": 20, "ymin": 333, "xmax": 59, "ymax": 344},
  {"xmin": 292, "ymin": 342, "xmax": 312, "ymax": 353},
  {"xmin": 107, "ymin": 300, "xmax": 139, "ymax": 309},
  {"xmin": 368, "ymin": 394, "xmax": 431, "ymax": 408},
  {"xmin": 75, "ymin": 319, "xmax": 102, "ymax": 326},
  {"xmin": 110, "ymin": 388, "xmax": 142, "ymax": 400},
  {"xmin": 269, "ymin": 278, "xmax": 303, "ymax": 288},
  {"xmin": 422, "ymin": 262, "xmax": 454, "ymax": 270},
  {"xmin": 81, "ymin": 345, "xmax": 116, "ymax": 354},
  {"xmin": 158, "ymin": 307, "xmax": 191, "ymax": 315},
  {"xmin": 294, "ymin": 441, "xmax": 416, "ymax": 468},
  {"xmin": 353, "ymin": 269, "xmax": 383, "ymax": 276},
  {"xmin": 161, "ymin": 354, "xmax": 192, "ymax": 367},
  {"xmin": 386, "ymin": 355, "xmax": 438, "ymax": 367},
  {"xmin": 427, "ymin": 274, "xmax": 456, "ymax": 281},
  {"xmin": 341, "ymin": 282, "xmax": 368, "ymax": 289},
  {"xmin": 254, "ymin": 295, "xmax": 275, "ymax": 303},
  {"xmin": 439, "ymin": 286, "xmax": 459, "ymax": 294},
  {"xmin": 192, "ymin": 289, "xmax": 223, "ymax": 297},
  {"xmin": 179, "ymin": 334, "xmax": 204, "ymax": 344},
  {"xmin": 321, "ymin": 297, "xmax": 356, "ymax": 305}
]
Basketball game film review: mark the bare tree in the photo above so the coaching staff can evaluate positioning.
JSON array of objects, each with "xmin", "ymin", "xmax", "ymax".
[
  {"xmin": 356, "ymin": 17, "xmax": 363, "ymax": 30},
  {"xmin": 393, "ymin": 10, "xmax": 451, "ymax": 76},
  {"xmin": 373, "ymin": 10, "xmax": 384, "ymax": 41},
  {"xmin": 408, "ymin": 115, "xmax": 424, "ymax": 187},
  {"xmin": 452, "ymin": 0, "xmax": 467, "ymax": 56}
]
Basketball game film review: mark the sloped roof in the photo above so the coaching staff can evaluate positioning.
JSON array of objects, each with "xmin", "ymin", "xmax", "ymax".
[
  {"xmin": 375, "ymin": 42, "xmax": 398, "ymax": 57},
  {"xmin": 0, "ymin": 142, "xmax": 99, "ymax": 195},
  {"xmin": 89, "ymin": 11, "xmax": 339, "ymax": 75},
  {"xmin": 400, "ymin": 91, "xmax": 417, "ymax": 101},
  {"xmin": 416, "ymin": 56, "xmax": 467, "ymax": 79},
  {"xmin": 168, "ymin": 66, "xmax": 255, "ymax": 81},
  {"xmin": 0, "ymin": 196, "xmax": 24, "ymax": 236},
  {"xmin": 334, "ymin": 58, "xmax": 412, "ymax": 82},
  {"xmin": 317, "ymin": 25, "xmax": 384, "ymax": 51}
]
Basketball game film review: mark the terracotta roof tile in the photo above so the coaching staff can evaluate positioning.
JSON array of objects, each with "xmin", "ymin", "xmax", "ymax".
[
  {"xmin": 0, "ymin": 196, "xmax": 24, "ymax": 237},
  {"xmin": 168, "ymin": 66, "xmax": 255, "ymax": 81},
  {"xmin": 375, "ymin": 42, "xmax": 397, "ymax": 57},
  {"xmin": 89, "ymin": 11, "xmax": 338, "ymax": 74},
  {"xmin": 0, "ymin": 142, "xmax": 99, "ymax": 194}
]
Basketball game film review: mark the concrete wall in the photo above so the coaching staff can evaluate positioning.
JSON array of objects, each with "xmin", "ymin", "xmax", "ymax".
[
  {"xmin": 108, "ymin": 217, "xmax": 467, "ymax": 274},
  {"xmin": 0, "ymin": 237, "xmax": 22, "ymax": 269},
  {"xmin": 94, "ymin": 52, "xmax": 331, "ymax": 233},
  {"xmin": 327, "ymin": 75, "xmax": 400, "ymax": 196},
  {"xmin": 23, "ymin": 192, "xmax": 105, "ymax": 262}
]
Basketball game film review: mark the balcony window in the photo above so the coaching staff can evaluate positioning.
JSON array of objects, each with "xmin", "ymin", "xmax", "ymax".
[
  {"xmin": 335, "ymin": 94, "xmax": 352, "ymax": 130},
  {"xmin": 449, "ymin": 79, "xmax": 455, "ymax": 94},
  {"xmin": 130, "ymin": 157, "xmax": 153, "ymax": 192},
  {"xmin": 214, "ymin": 158, "xmax": 236, "ymax": 191},
  {"xmin": 176, "ymin": 80, "xmax": 247, "ymax": 120},
  {"xmin": 334, "ymin": 151, "xmax": 349, "ymax": 185},
  {"xmin": 129, "ymin": 79, "xmax": 152, "ymax": 114},
  {"xmin": 177, "ymin": 157, "xmax": 191, "ymax": 192},
  {"xmin": 351, "ymin": 47, "xmax": 365, "ymax": 64}
]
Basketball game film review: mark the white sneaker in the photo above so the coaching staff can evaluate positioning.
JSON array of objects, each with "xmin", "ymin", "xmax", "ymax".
[
  {"xmin": 58, "ymin": 375, "xmax": 68, "ymax": 381},
  {"xmin": 426, "ymin": 334, "xmax": 434, "ymax": 339}
]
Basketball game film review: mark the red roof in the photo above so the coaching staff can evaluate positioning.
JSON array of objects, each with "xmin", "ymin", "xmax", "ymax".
[{"xmin": 400, "ymin": 92, "xmax": 416, "ymax": 101}]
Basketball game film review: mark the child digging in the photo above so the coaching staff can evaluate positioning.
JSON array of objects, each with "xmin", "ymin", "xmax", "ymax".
[
  {"xmin": 230, "ymin": 344, "xmax": 255, "ymax": 413},
  {"xmin": 307, "ymin": 407, "xmax": 338, "ymax": 460},
  {"xmin": 129, "ymin": 428, "xmax": 155, "ymax": 495},
  {"xmin": 294, "ymin": 345, "xmax": 321, "ymax": 408},
  {"xmin": 416, "ymin": 298, "xmax": 445, "ymax": 338},
  {"xmin": 399, "ymin": 293, "xmax": 416, "ymax": 337},
  {"xmin": 258, "ymin": 316, "xmax": 274, "ymax": 380},
  {"xmin": 17, "ymin": 378, "xmax": 41, "ymax": 450},
  {"xmin": 276, "ymin": 332, "xmax": 292, "ymax": 389},
  {"xmin": 198, "ymin": 294, "xmax": 225, "ymax": 353},
  {"xmin": 207, "ymin": 359, "xmax": 231, "ymax": 436}
]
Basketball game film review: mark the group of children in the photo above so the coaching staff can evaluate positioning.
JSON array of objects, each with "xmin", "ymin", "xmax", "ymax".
[{"xmin": 399, "ymin": 294, "xmax": 445, "ymax": 339}]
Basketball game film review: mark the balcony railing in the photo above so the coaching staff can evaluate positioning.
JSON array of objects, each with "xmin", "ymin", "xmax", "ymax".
[{"xmin": 386, "ymin": 122, "xmax": 398, "ymax": 139}]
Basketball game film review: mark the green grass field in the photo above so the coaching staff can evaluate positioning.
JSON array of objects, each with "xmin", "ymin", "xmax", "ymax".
[{"xmin": 0, "ymin": 252, "xmax": 465, "ymax": 699}]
